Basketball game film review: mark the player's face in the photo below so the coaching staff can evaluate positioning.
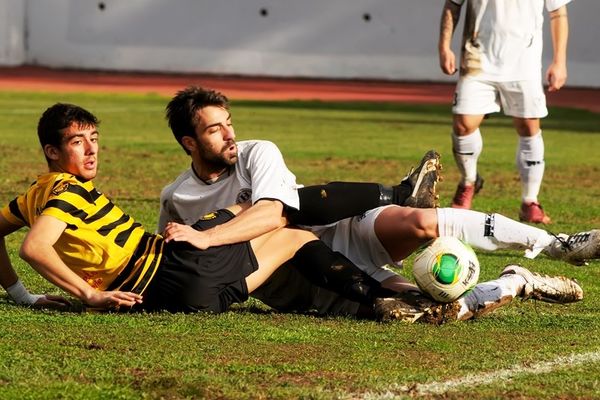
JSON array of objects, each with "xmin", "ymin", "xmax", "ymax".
[
  {"xmin": 193, "ymin": 106, "xmax": 238, "ymax": 168},
  {"xmin": 48, "ymin": 123, "xmax": 99, "ymax": 181}
]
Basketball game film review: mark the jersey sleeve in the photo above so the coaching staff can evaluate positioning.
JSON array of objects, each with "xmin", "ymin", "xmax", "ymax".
[
  {"xmin": 546, "ymin": 0, "xmax": 571, "ymax": 12},
  {"xmin": 157, "ymin": 185, "xmax": 182, "ymax": 233},
  {"xmin": 0, "ymin": 197, "xmax": 27, "ymax": 226},
  {"xmin": 244, "ymin": 141, "xmax": 300, "ymax": 210},
  {"xmin": 0, "ymin": 175, "xmax": 93, "ymax": 228}
]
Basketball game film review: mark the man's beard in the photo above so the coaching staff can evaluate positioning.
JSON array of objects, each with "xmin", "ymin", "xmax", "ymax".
[{"xmin": 198, "ymin": 140, "xmax": 238, "ymax": 171}]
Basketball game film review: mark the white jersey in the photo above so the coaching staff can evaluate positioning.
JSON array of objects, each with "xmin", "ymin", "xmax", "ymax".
[
  {"xmin": 159, "ymin": 140, "xmax": 398, "ymax": 283},
  {"xmin": 158, "ymin": 140, "xmax": 300, "ymax": 231},
  {"xmin": 453, "ymin": 0, "xmax": 571, "ymax": 81}
]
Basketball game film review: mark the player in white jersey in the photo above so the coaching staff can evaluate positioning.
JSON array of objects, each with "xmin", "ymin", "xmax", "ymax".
[
  {"xmin": 156, "ymin": 86, "xmax": 597, "ymax": 322},
  {"xmin": 438, "ymin": 0, "xmax": 571, "ymax": 224}
]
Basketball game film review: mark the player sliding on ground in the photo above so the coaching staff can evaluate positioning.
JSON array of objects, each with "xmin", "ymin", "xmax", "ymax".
[
  {"xmin": 0, "ymin": 103, "xmax": 585, "ymax": 324},
  {"xmin": 157, "ymin": 86, "xmax": 598, "ymax": 321}
]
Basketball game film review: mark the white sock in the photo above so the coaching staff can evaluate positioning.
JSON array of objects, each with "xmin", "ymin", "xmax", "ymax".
[
  {"xmin": 516, "ymin": 131, "xmax": 545, "ymax": 204},
  {"xmin": 436, "ymin": 208, "xmax": 555, "ymax": 256},
  {"xmin": 457, "ymin": 274, "xmax": 527, "ymax": 319},
  {"xmin": 452, "ymin": 129, "xmax": 482, "ymax": 185}
]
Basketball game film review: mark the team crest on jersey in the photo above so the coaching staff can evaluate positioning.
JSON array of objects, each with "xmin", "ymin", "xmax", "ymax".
[
  {"xmin": 52, "ymin": 181, "xmax": 70, "ymax": 196},
  {"xmin": 200, "ymin": 212, "xmax": 218, "ymax": 220},
  {"xmin": 236, "ymin": 188, "xmax": 252, "ymax": 204}
]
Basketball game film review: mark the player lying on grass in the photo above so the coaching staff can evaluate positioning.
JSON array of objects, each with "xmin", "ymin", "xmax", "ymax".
[
  {"xmin": 157, "ymin": 86, "xmax": 596, "ymax": 321},
  {"xmin": 0, "ymin": 102, "xmax": 420, "ymax": 315},
  {"xmin": 0, "ymin": 103, "xmax": 583, "ymax": 324}
]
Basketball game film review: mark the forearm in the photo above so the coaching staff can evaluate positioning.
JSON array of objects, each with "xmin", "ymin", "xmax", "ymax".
[
  {"xmin": 205, "ymin": 200, "xmax": 286, "ymax": 247},
  {"xmin": 2, "ymin": 235, "xmax": 47, "ymax": 305},
  {"xmin": 549, "ymin": 6, "xmax": 569, "ymax": 65},
  {"xmin": 439, "ymin": 0, "xmax": 460, "ymax": 51},
  {"xmin": 20, "ymin": 241, "xmax": 93, "ymax": 301},
  {"xmin": 0, "ymin": 238, "xmax": 19, "ymax": 289}
]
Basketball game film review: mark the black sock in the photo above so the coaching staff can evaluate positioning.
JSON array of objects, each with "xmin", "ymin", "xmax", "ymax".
[
  {"xmin": 392, "ymin": 181, "xmax": 412, "ymax": 205},
  {"xmin": 289, "ymin": 182, "xmax": 403, "ymax": 225},
  {"xmin": 290, "ymin": 240, "xmax": 395, "ymax": 304}
]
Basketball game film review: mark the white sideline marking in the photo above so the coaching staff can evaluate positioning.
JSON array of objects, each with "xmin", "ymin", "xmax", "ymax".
[{"xmin": 359, "ymin": 350, "xmax": 600, "ymax": 399}]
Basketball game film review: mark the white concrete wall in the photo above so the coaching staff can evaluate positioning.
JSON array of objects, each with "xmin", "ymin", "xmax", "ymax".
[
  {"xmin": 2, "ymin": 0, "xmax": 599, "ymax": 87},
  {"xmin": 0, "ymin": 0, "xmax": 25, "ymax": 65}
]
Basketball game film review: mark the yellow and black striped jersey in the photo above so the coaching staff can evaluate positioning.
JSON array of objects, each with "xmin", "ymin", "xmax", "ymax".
[{"xmin": 1, "ymin": 172, "xmax": 162, "ymax": 292}]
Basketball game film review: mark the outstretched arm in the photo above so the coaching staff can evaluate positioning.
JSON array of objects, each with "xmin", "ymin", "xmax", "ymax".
[
  {"xmin": 546, "ymin": 5, "xmax": 569, "ymax": 92},
  {"xmin": 163, "ymin": 199, "xmax": 286, "ymax": 249},
  {"xmin": 0, "ymin": 214, "xmax": 70, "ymax": 308},
  {"xmin": 438, "ymin": 0, "xmax": 462, "ymax": 75},
  {"xmin": 0, "ymin": 216, "xmax": 21, "ymax": 290},
  {"xmin": 19, "ymin": 215, "xmax": 142, "ymax": 309}
]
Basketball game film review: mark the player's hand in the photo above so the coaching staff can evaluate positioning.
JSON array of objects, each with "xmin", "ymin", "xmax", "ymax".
[
  {"xmin": 163, "ymin": 221, "xmax": 210, "ymax": 250},
  {"xmin": 83, "ymin": 290, "xmax": 143, "ymax": 310},
  {"xmin": 33, "ymin": 294, "xmax": 72, "ymax": 310},
  {"xmin": 546, "ymin": 62, "xmax": 567, "ymax": 92},
  {"xmin": 439, "ymin": 48, "xmax": 457, "ymax": 75}
]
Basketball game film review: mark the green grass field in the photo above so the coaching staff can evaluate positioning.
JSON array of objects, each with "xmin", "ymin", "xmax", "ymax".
[{"xmin": 1, "ymin": 90, "xmax": 599, "ymax": 399}]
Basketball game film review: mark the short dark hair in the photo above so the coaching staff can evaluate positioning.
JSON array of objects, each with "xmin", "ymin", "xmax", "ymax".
[
  {"xmin": 165, "ymin": 86, "xmax": 230, "ymax": 155},
  {"xmin": 37, "ymin": 103, "xmax": 99, "ymax": 162}
]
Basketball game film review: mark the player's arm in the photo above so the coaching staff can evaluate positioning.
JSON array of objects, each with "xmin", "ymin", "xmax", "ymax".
[
  {"xmin": 163, "ymin": 199, "xmax": 286, "ymax": 250},
  {"xmin": 19, "ymin": 215, "xmax": 142, "ymax": 309},
  {"xmin": 547, "ymin": 5, "xmax": 569, "ymax": 92},
  {"xmin": 438, "ymin": 0, "xmax": 462, "ymax": 75},
  {"xmin": 0, "ymin": 215, "xmax": 23, "ymax": 291},
  {"xmin": 0, "ymin": 213, "xmax": 70, "ymax": 308}
]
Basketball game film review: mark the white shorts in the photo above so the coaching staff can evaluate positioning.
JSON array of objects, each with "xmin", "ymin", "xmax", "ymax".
[
  {"xmin": 453, "ymin": 77, "xmax": 548, "ymax": 119},
  {"xmin": 310, "ymin": 206, "xmax": 399, "ymax": 283}
]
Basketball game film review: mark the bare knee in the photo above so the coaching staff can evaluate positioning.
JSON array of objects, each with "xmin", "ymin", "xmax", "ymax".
[
  {"xmin": 374, "ymin": 207, "xmax": 439, "ymax": 262},
  {"xmin": 513, "ymin": 117, "xmax": 540, "ymax": 136},
  {"xmin": 453, "ymin": 114, "xmax": 484, "ymax": 136},
  {"xmin": 408, "ymin": 209, "xmax": 439, "ymax": 241}
]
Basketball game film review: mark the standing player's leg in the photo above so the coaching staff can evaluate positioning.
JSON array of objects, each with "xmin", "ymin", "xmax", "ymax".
[
  {"xmin": 450, "ymin": 78, "xmax": 500, "ymax": 209},
  {"xmin": 513, "ymin": 117, "xmax": 550, "ymax": 223},
  {"xmin": 501, "ymin": 80, "xmax": 551, "ymax": 224},
  {"xmin": 451, "ymin": 113, "xmax": 485, "ymax": 209}
]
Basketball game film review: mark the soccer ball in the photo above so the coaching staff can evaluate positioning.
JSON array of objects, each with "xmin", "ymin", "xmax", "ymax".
[{"xmin": 412, "ymin": 236, "xmax": 480, "ymax": 303}]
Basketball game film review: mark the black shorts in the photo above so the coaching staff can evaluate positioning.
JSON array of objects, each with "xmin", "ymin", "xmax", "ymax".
[{"xmin": 140, "ymin": 209, "xmax": 258, "ymax": 313}]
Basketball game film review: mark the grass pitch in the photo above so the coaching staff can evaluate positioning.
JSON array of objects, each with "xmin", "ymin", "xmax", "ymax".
[{"xmin": 1, "ymin": 90, "xmax": 599, "ymax": 399}]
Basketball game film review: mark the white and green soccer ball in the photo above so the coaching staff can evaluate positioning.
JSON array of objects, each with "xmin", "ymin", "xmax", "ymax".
[{"xmin": 412, "ymin": 236, "xmax": 480, "ymax": 303}]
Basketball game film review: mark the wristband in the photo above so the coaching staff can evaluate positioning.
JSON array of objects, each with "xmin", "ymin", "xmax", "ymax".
[{"xmin": 6, "ymin": 279, "xmax": 44, "ymax": 305}]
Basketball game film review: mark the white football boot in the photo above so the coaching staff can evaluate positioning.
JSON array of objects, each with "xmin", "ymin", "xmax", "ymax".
[
  {"xmin": 500, "ymin": 264, "xmax": 583, "ymax": 304},
  {"xmin": 545, "ymin": 230, "xmax": 600, "ymax": 266}
]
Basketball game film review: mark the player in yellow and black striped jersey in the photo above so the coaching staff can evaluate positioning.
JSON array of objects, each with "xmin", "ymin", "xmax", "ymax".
[
  {"xmin": 0, "ymin": 103, "xmax": 392, "ymax": 315},
  {"xmin": 0, "ymin": 172, "xmax": 260, "ymax": 312},
  {"xmin": 2, "ymin": 172, "xmax": 162, "ymax": 294}
]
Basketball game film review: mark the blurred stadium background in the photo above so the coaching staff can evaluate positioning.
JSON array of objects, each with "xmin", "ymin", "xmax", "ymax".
[{"xmin": 1, "ymin": 0, "xmax": 599, "ymax": 88}]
